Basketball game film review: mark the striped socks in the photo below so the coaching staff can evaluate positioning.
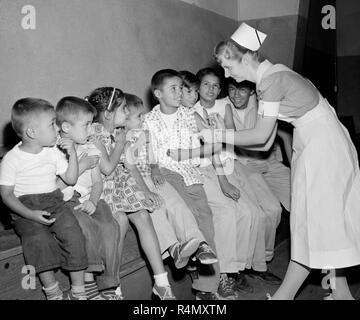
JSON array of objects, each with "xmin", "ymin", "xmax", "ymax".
[{"xmin": 84, "ymin": 281, "xmax": 104, "ymax": 300}]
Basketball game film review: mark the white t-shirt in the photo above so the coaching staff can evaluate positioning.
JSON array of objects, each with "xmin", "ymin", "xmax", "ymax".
[
  {"xmin": 62, "ymin": 143, "xmax": 101, "ymax": 203},
  {"xmin": 194, "ymin": 100, "xmax": 236, "ymax": 169},
  {"xmin": 159, "ymin": 110, "xmax": 178, "ymax": 131},
  {"xmin": 0, "ymin": 143, "xmax": 68, "ymax": 197}
]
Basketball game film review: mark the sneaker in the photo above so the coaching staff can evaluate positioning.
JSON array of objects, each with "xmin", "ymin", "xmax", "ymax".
[
  {"xmin": 171, "ymin": 238, "xmax": 201, "ymax": 269},
  {"xmin": 230, "ymin": 272, "xmax": 254, "ymax": 293},
  {"xmin": 195, "ymin": 291, "xmax": 220, "ymax": 300},
  {"xmin": 47, "ymin": 293, "xmax": 64, "ymax": 300},
  {"xmin": 193, "ymin": 243, "xmax": 218, "ymax": 265},
  {"xmin": 152, "ymin": 284, "xmax": 176, "ymax": 300},
  {"xmin": 245, "ymin": 269, "xmax": 282, "ymax": 285},
  {"xmin": 102, "ymin": 286, "xmax": 124, "ymax": 300},
  {"xmin": 64, "ymin": 290, "xmax": 87, "ymax": 300},
  {"xmin": 217, "ymin": 274, "xmax": 237, "ymax": 300}
]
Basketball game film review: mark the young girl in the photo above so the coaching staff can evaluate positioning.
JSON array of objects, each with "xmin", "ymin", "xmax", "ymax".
[
  {"xmin": 200, "ymin": 22, "xmax": 360, "ymax": 300},
  {"xmin": 87, "ymin": 87, "xmax": 176, "ymax": 300}
]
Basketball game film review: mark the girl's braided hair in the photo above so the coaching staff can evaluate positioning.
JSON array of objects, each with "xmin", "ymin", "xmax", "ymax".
[{"xmin": 86, "ymin": 87, "xmax": 125, "ymax": 121}]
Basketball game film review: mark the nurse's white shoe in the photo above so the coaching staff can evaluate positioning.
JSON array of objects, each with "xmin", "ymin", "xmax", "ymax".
[{"xmin": 323, "ymin": 293, "xmax": 334, "ymax": 300}]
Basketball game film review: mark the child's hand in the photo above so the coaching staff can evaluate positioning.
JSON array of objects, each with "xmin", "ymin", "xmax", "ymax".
[
  {"xmin": 115, "ymin": 128, "xmax": 127, "ymax": 145},
  {"xmin": 219, "ymin": 180, "xmax": 240, "ymax": 202},
  {"xmin": 213, "ymin": 113, "xmax": 226, "ymax": 129},
  {"xmin": 144, "ymin": 191, "xmax": 163, "ymax": 209},
  {"xmin": 79, "ymin": 153, "xmax": 100, "ymax": 170},
  {"xmin": 151, "ymin": 166, "xmax": 165, "ymax": 187},
  {"xmin": 58, "ymin": 138, "xmax": 76, "ymax": 156},
  {"xmin": 74, "ymin": 200, "xmax": 96, "ymax": 215},
  {"xmin": 31, "ymin": 210, "xmax": 56, "ymax": 225}
]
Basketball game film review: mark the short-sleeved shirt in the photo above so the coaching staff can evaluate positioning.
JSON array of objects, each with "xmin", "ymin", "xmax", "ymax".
[
  {"xmin": 193, "ymin": 100, "xmax": 236, "ymax": 166},
  {"xmin": 0, "ymin": 143, "xmax": 68, "ymax": 197},
  {"xmin": 63, "ymin": 143, "xmax": 102, "ymax": 203},
  {"xmin": 143, "ymin": 105, "xmax": 203, "ymax": 186},
  {"xmin": 256, "ymin": 60, "xmax": 319, "ymax": 121}
]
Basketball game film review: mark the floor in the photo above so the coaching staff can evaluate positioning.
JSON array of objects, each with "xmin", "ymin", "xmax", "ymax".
[{"xmin": 236, "ymin": 239, "xmax": 360, "ymax": 300}]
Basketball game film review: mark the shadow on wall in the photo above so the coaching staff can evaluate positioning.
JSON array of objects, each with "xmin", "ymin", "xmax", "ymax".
[
  {"xmin": 1, "ymin": 123, "xmax": 19, "ymax": 229},
  {"xmin": 2, "ymin": 122, "xmax": 20, "ymax": 151}
]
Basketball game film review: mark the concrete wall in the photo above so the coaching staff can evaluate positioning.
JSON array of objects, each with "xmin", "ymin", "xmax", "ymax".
[
  {"xmin": 238, "ymin": 0, "xmax": 300, "ymax": 20},
  {"xmin": 238, "ymin": 0, "xmax": 308, "ymax": 71},
  {"xmin": 0, "ymin": 0, "xmax": 238, "ymax": 147},
  {"xmin": 180, "ymin": 0, "xmax": 238, "ymax": 21},
  {"xmin": 336, "ymin": 0, "xmax": 360, "ymax": 133}
]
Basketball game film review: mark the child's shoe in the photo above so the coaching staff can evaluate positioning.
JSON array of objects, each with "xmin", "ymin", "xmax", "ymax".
[
  {"xmin": 64, "ymin": 290, "xmax": 87, "ymax": 300},
  {"xmin": 217, "ymin": 273, "xmax": 237, "ymax": 300},
  {"xmin": 245, "ymin": 269, "xmax": 282, "ymax": 285},
  {"xmin": 152, "ymin": 284, "xmax": 176, "ymax": 300},
  {"xmin": 101, "ymin": 286, "xmax": 124, "ymax": 300},
  {"xmin": 193, "ymin": 242, "xmax": 218, "ymax": 265},
  {"xmin": 171, "ymin": 238, "xmax": 201, "ymax": 269},
  {"xmin": 229, "ymin": 272, "xmax": 254, "ymax": 293},
  {"xmin": 195, "ymin": 291, "xmax": 220, "ymax": 300}
]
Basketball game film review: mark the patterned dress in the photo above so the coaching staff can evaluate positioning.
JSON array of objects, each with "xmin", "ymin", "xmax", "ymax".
[{"xmin": 92, "ymin": 123, "xmax": 155, "ymax": 214}]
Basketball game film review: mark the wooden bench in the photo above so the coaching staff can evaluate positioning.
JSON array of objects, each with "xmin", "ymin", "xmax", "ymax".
[{"xmin": 0, "ymin": 226, "xmax": 148, "ymax": 300}]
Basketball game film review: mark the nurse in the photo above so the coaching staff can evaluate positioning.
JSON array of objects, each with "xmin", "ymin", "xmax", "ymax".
[{"xmin": 199, "ymin": 23, "xmax": 360, "ymax": 300}]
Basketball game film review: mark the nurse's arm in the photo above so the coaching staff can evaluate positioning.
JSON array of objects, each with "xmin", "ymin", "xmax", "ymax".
[
  {"xmin": 244, "ymin": 122, "xmax": 278, "ymax": 151},
  {"xmin": 230, "ymin": 115, "xmax": 278, "ymax": 151}
]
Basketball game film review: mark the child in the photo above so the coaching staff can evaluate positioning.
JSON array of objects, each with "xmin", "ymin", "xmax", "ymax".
[
  {"xmin": 176, "ymin": 70, "xmax": 274, "ymax": 291},
  {"xmin": 194, "ymin": 68, "xmax": 282, "ymax": 279},
  {"xmin": 178, "ymin": 71, "xmax": 200, "ymax": 109},
  {"xmin": 55, "ymin": 96, "xmax": 123, "ymax": 300},
  {"xmin": 0, "ymin": 98, "xmax": 87, "ymax": 300},
  {"xmin": 222, "ymin": 78, "xmax": 291, "ymax": 212},
  {"xmin": 145, "ymin": 69, "xmax": 256, "ymax": 299},
  {"xmin": 87, "ymin": 87, "xmax": 176, "ymax": 300},
  {"xmin": 124, "ymin": 93, "xmax": 218, "ymax": 282}
]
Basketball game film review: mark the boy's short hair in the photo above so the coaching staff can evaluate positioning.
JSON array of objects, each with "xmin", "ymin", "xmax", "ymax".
[
  {"xmin": 150, "ymin": 69, "xmax": 180, "ymax": 95},
  {"xmin": 227, "ymin": 78, "xmax": 255, "ymax": 91},
  {"xmin": 196, "ymin": 67, "xmax": 222, "ymax": 83},
  {"xmin": 179, "ymin": 71, "xmax": 200, "ymax": 89},
  {"xmin": 56, "ymin": 96, "xmax": 97, "ymax": 126},
  {"xmin": 124, "ymin": 93, "xmax": 143, "ymax": 109},
  {"xmin": 11, "ymin": 98, "xmax": 54, "ymax": 138}
]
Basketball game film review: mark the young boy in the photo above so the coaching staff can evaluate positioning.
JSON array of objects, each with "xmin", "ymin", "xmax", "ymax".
[
  {"xmin": 0, "ymin": 98, "xmax": 87, "ymax": 300},
  {"xmin": 221, "ymin": 78, "xmax": 291, "ymax": 212},
  {"xmin": 194, "ymin": 68, "xmax": 282, "ymax": 283},
  {"xmin": 124, "ymin": 93, "xmax": 216, "ymax": 270},
  {"xmin": 55, "ymin": 96, "xmax": 123, "ymax": 300},
  {"xmin": 145, "ymin": 69, "xmax": 258, "ymax": 299}
]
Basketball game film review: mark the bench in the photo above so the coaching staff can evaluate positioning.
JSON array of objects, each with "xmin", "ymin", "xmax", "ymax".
[{"xmin": 0, "ymin": 225, "xmax": 151, "ymax": 300}]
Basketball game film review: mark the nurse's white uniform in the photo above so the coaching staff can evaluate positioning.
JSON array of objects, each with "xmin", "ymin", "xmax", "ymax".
[{"xmin": 257, "ymin": 60, "xmax": 360, "ymax": 269}]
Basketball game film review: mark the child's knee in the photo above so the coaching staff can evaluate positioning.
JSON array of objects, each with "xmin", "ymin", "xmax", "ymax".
[
  {"xmin": 130, "ymin": 209, "xmax": 151, "ymax": 224},
  {"xmin": 113, "ymin": 210, "xmax": 129, "ymax": 226}
]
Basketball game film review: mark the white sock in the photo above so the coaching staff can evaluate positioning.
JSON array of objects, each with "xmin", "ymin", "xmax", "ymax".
[
  {"xmin": 71, "ymin": 285, "xmax": 85, "ymax": 295},
  {"xmin": 154, "ymin": 272, "xmax": 170, "ymax": 287}
]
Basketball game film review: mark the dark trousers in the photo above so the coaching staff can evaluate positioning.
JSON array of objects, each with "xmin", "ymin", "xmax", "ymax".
[
  {"xmin": 67, "ymin": 195, "xmax": 122, "ymax": 290},
  {"xmin": 12, "ymin": 189, "xmax": 88, "ymax": 274}
]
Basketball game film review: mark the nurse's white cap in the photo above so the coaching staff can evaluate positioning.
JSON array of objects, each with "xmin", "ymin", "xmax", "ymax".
[{"xmin": 230, "ymin": 23, "xmax": 267, "ymax": 51}]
